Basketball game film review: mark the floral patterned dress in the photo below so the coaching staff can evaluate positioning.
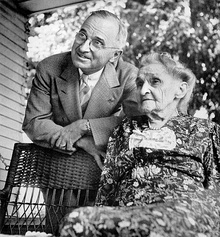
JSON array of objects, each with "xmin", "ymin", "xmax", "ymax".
[{"xmin": 60, "ymin": 115, "xmax": 220, "ymax": 237}]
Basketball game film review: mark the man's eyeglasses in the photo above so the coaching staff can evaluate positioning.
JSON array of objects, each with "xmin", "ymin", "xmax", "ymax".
[{"xmin": 75, "ymin": 32, "xmax": 119, "ymax": 51}]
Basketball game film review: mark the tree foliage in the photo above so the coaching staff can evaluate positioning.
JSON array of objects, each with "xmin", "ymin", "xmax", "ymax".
[
  {"xmin": 27, "ymin": 1, "xmax": 126, "ymax": 62},
  {"xmin": 26, "ymin": 0, "xmax": 220, "ymax": 123},
  {"xmin": 121, "ymin": 0, "xmax": 220, "ymax": 121}
]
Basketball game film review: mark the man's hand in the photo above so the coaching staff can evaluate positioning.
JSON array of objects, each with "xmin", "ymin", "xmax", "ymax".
[
  {"xmin": 50, "ymin": 120, "xmax": 88, "ymax": 151},
  {"xmin": 76, "ymin": 136, "xmax": 105, "ymax": 170}
]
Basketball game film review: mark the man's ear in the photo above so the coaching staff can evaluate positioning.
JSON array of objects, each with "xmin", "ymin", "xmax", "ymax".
[
  {"xmin": 109, "ymin": 50, "xmax": 123, "ymax": 63},
  {"xmin": 175, "ymin": 82, "xmax": 188, "ymax": 99}
]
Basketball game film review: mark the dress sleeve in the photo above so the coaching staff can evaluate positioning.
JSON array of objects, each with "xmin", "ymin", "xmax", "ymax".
[
  {"xmin": 95, "ymin": 118, "xmax": 133, "ymax": 206},
  {"xmin": 203, "ymin": 122, "xmax": 220, "ymax": 189}
]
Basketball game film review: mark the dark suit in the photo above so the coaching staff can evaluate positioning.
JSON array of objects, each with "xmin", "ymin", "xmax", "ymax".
[{"xmin": 22, "ymin": 51, "xmax": 140, "ymax": 150}]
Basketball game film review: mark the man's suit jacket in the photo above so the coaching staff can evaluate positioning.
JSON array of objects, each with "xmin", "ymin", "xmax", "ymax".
[{"xmin": 22, "ymin": 52, "xmax": 140, "ymax": 150}]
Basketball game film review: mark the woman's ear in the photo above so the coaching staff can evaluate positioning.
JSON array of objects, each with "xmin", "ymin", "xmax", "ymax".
[
  {"xmin": 109, "ymin": 50, "xmax": 123, "ymax": 63},
  {"xmin": 175, "ymin": 82, "xmax": 188, "ymax": 99}
]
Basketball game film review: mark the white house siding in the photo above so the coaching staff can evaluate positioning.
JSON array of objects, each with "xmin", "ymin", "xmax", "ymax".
[{"xmin": 0, "ymin": 1, "xmax": 28, "ymax": 189}]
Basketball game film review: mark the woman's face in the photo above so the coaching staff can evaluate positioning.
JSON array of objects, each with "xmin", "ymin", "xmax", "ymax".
[{"xmin": 136, "ymin": 63, "xmax": 182, "ymax": 115}]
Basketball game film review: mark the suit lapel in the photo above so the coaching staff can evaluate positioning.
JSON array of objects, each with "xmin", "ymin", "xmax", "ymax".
[
  {"xmin": 56, "ymin": 60, "xmax": 122, "ymax": 120},
  {"xmin": 84, "ymin": 62, "xmax": 120, "ymax": 118},
  {"xmin": 56, "ymin": 60, "xmax": 82, "ymax": 121}
]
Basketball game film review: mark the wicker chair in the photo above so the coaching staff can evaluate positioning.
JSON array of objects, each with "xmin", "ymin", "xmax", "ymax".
[{"xmin": 0, "ymin": 143, "xmax": 101, "ymax": 236}]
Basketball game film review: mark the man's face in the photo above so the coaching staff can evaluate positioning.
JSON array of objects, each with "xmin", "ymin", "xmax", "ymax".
[{"xmin": 71, "ymin": 16, "xmax": 120, "ymax": 74}]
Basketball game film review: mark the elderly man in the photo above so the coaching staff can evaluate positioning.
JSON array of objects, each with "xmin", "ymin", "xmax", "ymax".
[{"xmin": 22, "ymin": 10, "xmax": 140, "ymax": 169}]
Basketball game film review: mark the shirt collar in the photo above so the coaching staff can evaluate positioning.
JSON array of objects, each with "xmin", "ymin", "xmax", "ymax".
[{"xmin": 79, "ymin": 68, "xmax": 104, "ymax": 81}]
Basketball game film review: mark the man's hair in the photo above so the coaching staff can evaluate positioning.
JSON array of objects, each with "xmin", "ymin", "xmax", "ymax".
[
  {"xmin": 140, "ymin": 52, "xmax": 196, "ymax": 115},
  {"xmin": 88, "ymin": 10, "xmax": 128, "ymax": 49}
]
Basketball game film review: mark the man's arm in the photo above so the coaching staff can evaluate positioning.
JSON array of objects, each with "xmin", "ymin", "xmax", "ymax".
[
  {"xmin": 23, "ymin": 80, "xmax": 90, "ymax": 151},
  {"xmin": 22, "ymin": 69, "xmax": 63, "ymax": 149},
  {"xmin": 75, "ymin": 136, "xmax": 105, "ymax": 170},
  {"xmin": 22, "ymin": 60, "xmax": 88, "ymax": 151}
]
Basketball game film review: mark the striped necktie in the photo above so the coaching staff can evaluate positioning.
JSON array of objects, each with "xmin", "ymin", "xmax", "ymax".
[{"xmin": 79, "ymin": 74, "xmax": 91, "ymax": 113}]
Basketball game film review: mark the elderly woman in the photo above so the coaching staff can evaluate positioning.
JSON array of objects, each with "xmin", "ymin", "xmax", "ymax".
[{"xmin": 59, "ymin": 53, "xmax": 220, "ymax": 237}]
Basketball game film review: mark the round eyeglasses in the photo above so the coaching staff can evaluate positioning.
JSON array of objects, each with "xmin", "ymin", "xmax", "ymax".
[{"xmin": 75, "ymin": 32, "xmax": 119, "ymax": 51}]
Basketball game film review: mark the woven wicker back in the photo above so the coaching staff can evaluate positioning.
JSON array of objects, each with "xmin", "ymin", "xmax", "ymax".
[{"xmin": 0, "ymin": 143, "xmax": 102, "ymax": 236}]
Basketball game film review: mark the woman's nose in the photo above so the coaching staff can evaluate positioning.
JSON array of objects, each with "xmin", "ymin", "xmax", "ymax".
[{"xmin": 140, "ymin": 81, "xmax": 151, "ymax": 95}]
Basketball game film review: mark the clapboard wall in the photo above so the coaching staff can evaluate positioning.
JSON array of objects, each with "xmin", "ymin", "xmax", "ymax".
[{"xmin": 0, "ymin": 1, "xmax": 28, "ymax": 189}]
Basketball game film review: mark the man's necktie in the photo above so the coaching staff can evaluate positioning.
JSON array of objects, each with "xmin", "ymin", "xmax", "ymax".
[{"xmin": 79, "ymin": 74, "xmax": 91, "ymax": 113}]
